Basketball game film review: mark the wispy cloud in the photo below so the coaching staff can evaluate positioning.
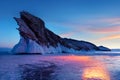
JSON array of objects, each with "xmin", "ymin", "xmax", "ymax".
[
  {"xmin": 88, "ymin": 26, "xmax": 120, "ymax": 33},
  {"xmin": 97, "ymin": 34, "xmax": 120, "ymax": 41},
  {"xmin": 51, "ymin": 17, "xmax": 120, "ymax": 34},
  {"xmin": 100, "ymin": 18, "xmax": 120, "ymax": 25},
  {"xmin": 85, "ymin": 17, "xmax": 120, "ymax": 33},
  {"xmin": 59, "ymin": 32, "xmax": 75, "ymax": 38}
]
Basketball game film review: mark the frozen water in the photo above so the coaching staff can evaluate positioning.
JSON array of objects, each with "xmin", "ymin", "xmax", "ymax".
[{"xmin": 0, "ymin": 53, "xmax": 120, "ymax": 80}]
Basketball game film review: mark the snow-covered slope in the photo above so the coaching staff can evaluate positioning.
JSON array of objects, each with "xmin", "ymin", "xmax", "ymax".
[{"xmin": 12, "ymin": 11, "xmax": 110, "ymax": 54}]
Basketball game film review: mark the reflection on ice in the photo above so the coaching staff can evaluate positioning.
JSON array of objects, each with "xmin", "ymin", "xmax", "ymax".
[
  {"xmin": 82, "ymin": 67, "xmax": 110, "ymax": 80},
  {"xmin": 62, "ymin": 56, "xmax": 110, "ymax": 80},
  {"xmin": 51, "ymin": 55, "xmax": 111, "ymax": 80},
  {"xmin": 80, "ymin": 56, "xmax": 110, "ymax": 80}
]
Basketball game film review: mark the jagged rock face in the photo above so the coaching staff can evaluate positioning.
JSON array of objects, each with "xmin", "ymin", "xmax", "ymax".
[
  {"xmin": 62, "ymin": 38, "xmax": 99, "ymax": 51},
  {"xmin": 12, "ymin": 11, "xmax": 110, "ymax": 54},
  {"xmin": 15, "ymin": 12, "xmax": 61, "ymax": 47}
]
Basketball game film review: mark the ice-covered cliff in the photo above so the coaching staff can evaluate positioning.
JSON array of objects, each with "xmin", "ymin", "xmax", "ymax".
[{"xmin": 12, "ymin": 11, "xmax": 110, "ymax": 54}]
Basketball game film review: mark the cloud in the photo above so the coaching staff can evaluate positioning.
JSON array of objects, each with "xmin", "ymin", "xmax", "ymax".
[
  {"xmin": 97, "ymin": 34, "xmax": 120, "ymax": 41},
  {"xmin": 51, "ymin": 17, "xmax": 120, "ymax": 34},
  {"xmin": 88, "ymin": 26, "xmax": 120, "ymax": 33},
  {"xmin": 86, "ymin": 17, "xmax": 120, "ymax": 33},
  {"xmin": 59, "ymin": 32, "xmax": 75, "ymax": 38},
  {"xmin": 100, "ymin": 18, "xmax": 120, "ymax": 24}
]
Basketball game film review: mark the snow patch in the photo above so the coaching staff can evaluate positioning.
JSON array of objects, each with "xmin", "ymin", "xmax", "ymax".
[{"xmin": 12, "ymin": 37, "xmax": 88, "ymax": 54}]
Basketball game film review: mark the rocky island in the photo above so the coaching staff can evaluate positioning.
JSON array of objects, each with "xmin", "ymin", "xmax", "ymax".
[{"xmin": 12, "ymin": 11, "xmax": 110, "ymax": 54}]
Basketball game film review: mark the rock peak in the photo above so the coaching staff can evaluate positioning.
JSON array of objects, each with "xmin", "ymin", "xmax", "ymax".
[{"xmin": 20, "ymin": 11, "xmax": 44, "ymax": 23}]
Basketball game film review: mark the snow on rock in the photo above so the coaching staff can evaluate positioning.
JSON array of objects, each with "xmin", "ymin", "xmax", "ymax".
[
  {"xmin": 12, "ymin": 37, "xmax": 62, "ymax": 54},
  {"xmin": 12, "ymin": 36, "xmax": 27, "ymax": 53},
  {"xmin": 12, "ymin": 11, "xmax": 110, "ymax": 54}
]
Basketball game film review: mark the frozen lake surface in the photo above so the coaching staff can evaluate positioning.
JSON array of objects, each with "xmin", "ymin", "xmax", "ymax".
[{"xmin": 0, "ymin": 53, "xmax": 120, "ymax": 80}]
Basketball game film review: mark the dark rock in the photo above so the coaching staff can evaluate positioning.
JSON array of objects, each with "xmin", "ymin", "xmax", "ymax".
[{"xmin": 98, "ymin": 46, "xmax": 111, "ymax": 51}]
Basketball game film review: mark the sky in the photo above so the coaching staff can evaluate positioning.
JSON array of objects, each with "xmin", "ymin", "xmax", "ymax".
[{"xmin": 0, "ymin": 0, "xmax": 120, "ymax": 49}]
